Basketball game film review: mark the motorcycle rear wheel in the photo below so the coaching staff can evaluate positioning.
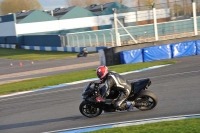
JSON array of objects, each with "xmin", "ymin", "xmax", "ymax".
[
  {"xmin": 79, "ymin": 101, "xmax": 102, "ymax": 118},
  {"xmin": 135, "ymin": 90, "xmax": 158, "ymax": 111}
]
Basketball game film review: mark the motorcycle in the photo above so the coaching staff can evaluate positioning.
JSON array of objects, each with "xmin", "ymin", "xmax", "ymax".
[
  {"xmin": 77, "ymin": 51, "xmax": 88, "ymax": 58},
  {"xmin": 79, "ymin": 78, "xmax": 158, "ymax": 118}
]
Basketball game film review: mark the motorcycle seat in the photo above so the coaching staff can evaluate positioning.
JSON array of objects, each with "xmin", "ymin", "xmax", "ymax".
[{"xmin": 131, "ymin": 78, "xmax": 150, "ymax": 94}]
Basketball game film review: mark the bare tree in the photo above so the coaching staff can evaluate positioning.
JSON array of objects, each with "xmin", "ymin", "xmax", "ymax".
[
  {"xmin": 141, "ymin": 0, "xmax": 159, "ymax": 7},
  {"xmin": 183, "ymin": 0, "xmax": 192, "ymax": 16},
  {"xmin": 65, "ymin": 0, "xmax": 124, "ymax": 7},
  {"xmin": 138, "ymin": 0, "xmax": 141, "ymax": 10},
  {"xmin": 0, "ymin": 0, "xmax": 42, "ymax": 15},
  {"xmin": 167, "ymin": 0, "xmax": 170, "ymax": 8},
  {"xmin": 136, "ymin": 0, "xmax": 159, "ymax": 10},
  {"xmin": 173, "ymin": 3, "xmax": 182, "ymax": 17}
]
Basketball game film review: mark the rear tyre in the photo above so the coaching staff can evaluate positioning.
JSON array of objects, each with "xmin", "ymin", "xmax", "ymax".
[
  {"xmin": 79, "ymin": 101, "xmax": 102, "ymax": 118},
  {"xmin": 135, "ymin": 90, "xmax": 158, "ymax": 111},
  {"xmin": 84, "ymin": 53, "xmax": 87, "ymax": 57}
]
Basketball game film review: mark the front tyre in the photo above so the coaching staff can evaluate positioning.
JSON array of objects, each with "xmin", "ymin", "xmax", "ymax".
[
  {"xmin": 79, "ymin": 101, "xmax": 102, "ymax": 118},
  {"xmin": 135, "ymin": 90, "xmax": 158, "ymax": 111}
]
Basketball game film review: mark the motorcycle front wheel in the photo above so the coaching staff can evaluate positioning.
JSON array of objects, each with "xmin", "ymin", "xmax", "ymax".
[{"xmin": 79, "ymin": 101, "xmax": 102, "ymax": 118}]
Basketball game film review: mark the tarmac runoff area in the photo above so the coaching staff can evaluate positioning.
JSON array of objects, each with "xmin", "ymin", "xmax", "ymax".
[{"xmin": 0, "ymin": 61, "xmax": 100, "ymax": 85}]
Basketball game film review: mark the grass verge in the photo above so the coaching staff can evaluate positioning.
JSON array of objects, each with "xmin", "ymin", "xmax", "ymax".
[
  {"xmin": 0, "ymin": 48, "xmax": 78, "ymax": 60},
  {"xmin": 89, "ymin": 118, "xmax": 200, "ymax": 133},
  {"xmin": 0, "ymin": 60, "xmax": 176, "ymax": 95}
]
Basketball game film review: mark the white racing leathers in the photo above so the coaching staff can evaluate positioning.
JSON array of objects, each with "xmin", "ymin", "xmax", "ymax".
[{"xmin": 102, "ymin": 71, "xmax": 132, "ymax": 110}]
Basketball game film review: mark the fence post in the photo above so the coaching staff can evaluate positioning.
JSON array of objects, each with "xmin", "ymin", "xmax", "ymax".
[
  {"xmin": 102, "ymin": 33, "xmax": 106, "ymax": 46},
  {"xmin": 152, "ymin": 3, "xmax": 159, "ymax": 41},
  {"xmin": 75, "ymin": 35, "xmax": 79, "ymax": 47},
  {"xmin": 82, "ymin": 34, "xmax": 86, "ymax": 47},
  {"xmin": 94, "ymin": 33, "xmax": 99, "ymax": 46},
  {"xmin": 110, "ymin": 32, "xmax": 114, "ymax": 47},
  {"xmin": 113, "ymin": 8, "xmax": 121, "ymax": 46},
  {"xmin": 62, "ymin": 35, "xmax": 66, "ymax": 46},
  {"xmin": 66, "ymin": 34, "xmax": 70, "ymax": 47},
  {"xmin": 72, "ymin": 35, "xmax": 75, "ymax": 47},
  {"xmin": 192, "ymin": 0, "xmax": 198, "ymax": 36},
  {"xmin": 87, "ymin": 34, "xmax": 92, "ymax": 47}
]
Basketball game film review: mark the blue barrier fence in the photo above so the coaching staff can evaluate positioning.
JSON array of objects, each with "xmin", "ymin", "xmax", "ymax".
[
  {"xmin": 0, "ymin": 44, "xmax": 16, "ymax": 49},
  {"xmin": 120, "ymin": 40, "xmax": 200, "ymax": 64},
  {"xmin": 20, "ymin": 46, "xmax": 107, "ymax": 52},
  {"xmin": 0, "ymin": 43, "xmax": 107, "ymax": 52},
  {"xmin": 0, "ymin": 36, "xmax": 17, "ymax": 44},
  {"xmin": 195, "ymin": 40, "xmax": 200, "ymax": 55},
  {"xmin": 143, "ymin": 44, "xmax": 172, "ymax": 62},
  {"xmin": 120, "ymin": 49, "xmax": 143, "ymax": 64},
  {"xmin": 171, "ymin": 41, "xmax": 196, "ymax": 58}
]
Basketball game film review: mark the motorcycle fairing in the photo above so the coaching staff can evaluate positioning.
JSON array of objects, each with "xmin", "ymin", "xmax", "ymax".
[{"xmin": 131, "ymin": 78, "xmax": 151, "ymax": 94}]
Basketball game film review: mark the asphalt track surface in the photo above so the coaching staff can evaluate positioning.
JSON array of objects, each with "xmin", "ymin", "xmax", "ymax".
[{"xmin": 0, "ymin": 55, "xmax": 200, "ymax": 133}]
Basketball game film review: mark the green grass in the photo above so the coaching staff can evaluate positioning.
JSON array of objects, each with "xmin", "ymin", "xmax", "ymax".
[
  {"xmin": 0, "ymin": 60, "xmax": 176, "ymax": 95},
  {"xmin": 0, "ymin": 48, "xmax": 78, "ymax": 60},
  {"xmin": 89, "ymin": 118, "xmax": 200, "ymax": 133}
]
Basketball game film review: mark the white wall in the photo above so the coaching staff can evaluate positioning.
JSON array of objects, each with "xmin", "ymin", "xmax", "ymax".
[
  {"xmin": 16, "ymin": 17, "xmax": 99, "ymax": 35},
  {"xmin": 98, "ymin": 14, "xmax": 113, "ymax": 26},
  {"xmin": 97, "ymin": 12, "xmax": 136, "ymax": 27},
  {"xmin": 137, "ymin": 9, "xmax": 170, "ymax": 21},
  {"xmin": 16, "ymin": 20, "xmax": 59, "ymax": 35},
  {"xmin": 59, "ymin": 16, "xmax": 98, "ymax": 29},
  {"xmin": 0, "ymin": 21, "xmax": 16, "ymax": 36}
]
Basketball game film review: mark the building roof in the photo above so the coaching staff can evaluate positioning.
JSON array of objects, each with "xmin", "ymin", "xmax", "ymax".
[
  {"xmin": 60, "ymin": 6, "xmax": 96, "ymax": 19},
  {"xmin": 85, "ymin": 2, "xmax": 114, "ymax": 15},
  {"xmin": 16, "ymin": 10, "xmax": 35, "ymax": 19},
  {"xmin": 50, "ymin": 6, "xmax": 76, "ymax": 18},
  {"xmin": 17, "ymin": 10, "xmax": 57, "ymax": 23}
]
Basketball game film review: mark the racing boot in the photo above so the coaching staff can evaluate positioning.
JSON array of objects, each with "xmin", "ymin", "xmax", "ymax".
[
  {"xmin": 126, "ymin": 101, "xmax": 135, "ymax": 111},
  {"xmin": 115, "ymin": 102, "xmax": 129, "ymax": 111}
]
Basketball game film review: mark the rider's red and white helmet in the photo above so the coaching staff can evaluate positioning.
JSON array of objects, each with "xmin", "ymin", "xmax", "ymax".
[{"xmin": 96, "ymin": 66, "xmax": 108, "ymax": 79}]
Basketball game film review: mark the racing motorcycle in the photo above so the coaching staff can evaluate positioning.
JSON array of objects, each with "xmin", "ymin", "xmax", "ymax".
[
  {"xmin": 79, "ymin": 78, "xmax": 158, "ymax": 118},
  {"xmin": 77, "ymin": 51, "xmax": 88, "ymax": 58}
]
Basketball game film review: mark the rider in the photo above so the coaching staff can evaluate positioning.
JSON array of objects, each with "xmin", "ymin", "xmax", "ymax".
[
  {"xmin": 96, "ymin": 65, "xmax": 135, "ymax": 111},
  {"xmin": 81, "ymin": 47, "xmax": 87, "ymax": 54}
]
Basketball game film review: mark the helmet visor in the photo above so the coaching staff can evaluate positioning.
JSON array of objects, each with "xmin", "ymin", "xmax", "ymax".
[{"xmin": 97, "ymin": 71, "xmax": 103, "ymax": 78}]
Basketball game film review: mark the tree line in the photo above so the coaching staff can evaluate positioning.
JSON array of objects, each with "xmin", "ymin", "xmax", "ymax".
[
  {"xmin": 0, "ymin": 0, "xmax": 196, "ymax": 18},
  {"xmin": 0, "ymin": 0, "xmax": 162, "ymax": 15}
]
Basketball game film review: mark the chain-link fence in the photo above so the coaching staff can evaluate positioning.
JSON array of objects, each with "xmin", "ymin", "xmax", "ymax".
[
  {"xmin": 61, "ymin": 0, "xmax": 200, "ymax": 47},
  {"xmin": 63, "ymin": 29, "xmax": 116, "ymax": 47}
]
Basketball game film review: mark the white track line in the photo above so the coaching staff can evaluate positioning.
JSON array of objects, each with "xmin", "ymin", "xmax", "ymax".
[{"xmin": 43, "ymin": 114, "xmax": 200, "ymax": 133}]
